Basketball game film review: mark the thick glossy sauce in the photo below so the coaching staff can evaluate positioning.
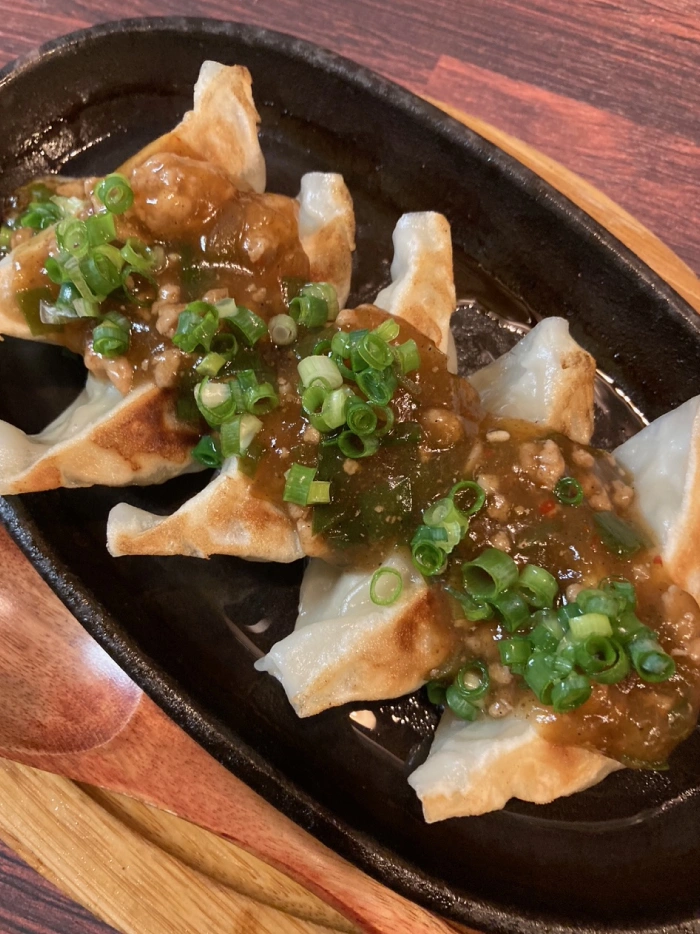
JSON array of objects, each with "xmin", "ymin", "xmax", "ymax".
[{"xmin": 5, "ymin": 160, "xmax": 700, "ymax": 770}]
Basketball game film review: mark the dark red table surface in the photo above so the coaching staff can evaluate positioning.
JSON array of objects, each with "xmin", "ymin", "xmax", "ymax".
[{"xmin": 0, "ymin": 1, "xmax": 698, "ymax": 932}]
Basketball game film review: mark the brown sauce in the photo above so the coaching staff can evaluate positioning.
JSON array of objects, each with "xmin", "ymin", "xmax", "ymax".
[{"xmin": 5, "ymin": 161, "xmax": 700, "ymax": 770}]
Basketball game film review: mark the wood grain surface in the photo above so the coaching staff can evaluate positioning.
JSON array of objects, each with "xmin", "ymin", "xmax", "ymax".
[{"xmin": 0, "ymin": 3, "xmax": 698, "ymax": 933}]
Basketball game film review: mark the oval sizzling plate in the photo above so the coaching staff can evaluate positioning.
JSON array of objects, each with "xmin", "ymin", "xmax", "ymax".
[{"xmin": 0, "ymin": 18, "xmax": 699, "ymax": 934}]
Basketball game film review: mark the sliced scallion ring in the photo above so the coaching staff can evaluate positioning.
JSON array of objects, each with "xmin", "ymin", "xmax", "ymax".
[
  {"xmin": 369, "ymin": 567, "xmax": 403, "ymax": 606},
  {"xmin": 95, "ymin": 173, "xmax": 134, "ymax": 214},
  {"xmin": 462, "ymin": 547, "xmax": 519, "ymax": 600},
  {"xmin": 554, "ymin": 476, "xmax": 584, "ymax": 505},
  {"xmin": 268, "ymin": 313, "xmax": 298, "ymax": 346},
  {"xmin": 298, "ymin": 354, "xmax": 343, "ymax": 390}
]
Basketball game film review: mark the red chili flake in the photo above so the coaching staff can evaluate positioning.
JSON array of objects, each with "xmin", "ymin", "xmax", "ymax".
[
  {"xmin": 539, "ymin": 499, "xmax": 557, "ymax": 516},
  {"xmin": 484, "ymin": 448, "xmax": 494, "ymax": 458},
  {"xmin": 653, "ymin": 555, "xmax": 663, "ymax": 566}
]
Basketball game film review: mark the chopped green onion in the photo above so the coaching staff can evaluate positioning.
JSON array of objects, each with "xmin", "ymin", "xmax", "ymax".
[
  {"xmin": 370, "ymin": 567, "xmax": 403, "ymax": 606},
  {"xmin": 57, "ymin": 218, "xmax": 90, "ymax": 258},
  {"xmin": 445, "ymin": 586, "xmax": 493, "ymax": 621},
  {"xmin": 191, "ymin": 436, "xmax": 223, "ymax": 469},
  {"xmin": 423, "ymin": 497, "xmax": 468, "ymax": 536},
  {"xmin": 220, "ymin": 414, "xmax": 263, "ymax": 458},
  {"xmin": 613, "ymin": 610, "xmax": 646, "ymax": 644},
  {"xmin": 372, "ymin": 405, "xmax": 395, "ymax": 436},
  {"xmin": 219, "ymin": 302, "xmax": 267, "ymax": 346},
  {"xmin": 445, "ymin": 684, "xmax": 479, "ymax": 721},
  {"xmin": 194, "ymin": 379, "xmax": 239, "ymax": 426},
  {"xmin": 518, "ymin": 564, "xmax": 559, "ymax": 609},
  {"xmin": 345, "ymin": 398, "xmax": 377, "ymax": 436},
  {"xmin": 551, "ymin": 672, "xmax": 592, "ymax": 713},
  {"xmin": 321, "ymin": 387, "xmax": 351, "ymax": 430},
  {"xmin": 83, "ymin": 250, "xmax": 123, "ymax": 296},
  {"xmin": 308, "ymin": 481, "xmax": 331, "ymax": 504},
  {"xmin": 50, "ymin": 194, "xmax": 84, "ymax": 217},
  {"xmin": 524, "ymin": 653, "xmax": 562, "ymax": 705},
  {"xmin": 558, "ymin": 602, "xmax": 583, "ymax": 627},
  {"xmin": 95, "ymin": 174, "xmax": 134, "ymax": 214},
  {"xmin": 373, "ymin": 318, "xmax": 400, "ymax": 342},
  {"xmin": 395, "ymin": 338, "xmax": 421, "ymax": 374},
  {"xmin": 600, "ymin": 577, "xmax": 636, "ymax": 611},
  {"xmin": 19, "ymin": 200, "xmax": 62, "ymax": 230},
  {"xmin": 462, "ymin": 547, "xmax": 519, "ymax": 600},
  {"xmin": 337, "ymin": 430, "xmax": 379, "ymax": 459},
  {"xmin": 330, "ymin": 331, "xmax": 351, "ymax": 356},
  {"xmin": 283, "ymin": 463, "xmax": 318, "ymax": 506},
  {"xmin": 426, "ymin": 681, "xmax": 447, "ymax": 706},
  {"xmin": 594, "ymin": 511, "xmax": 648, "ymax": 556},
  {"xmin": 489, "ymin": 588, "xmax": 530, "ymax": 632},
  {"xmin": 290, "ymin": 292, "xmax": 328, "ymax": 328},
  {"xmin": 569, "ymin": 612, "xmax": 613, "ymax": 641},
  {"xmin": 85, "ymin": 212, "xmax": 116, "ymax": 246},
  {"xmin": 268, "ymin": 313, "xmax": 298, "ymax": 346},
  {"xmin": 93, "ymin": 243, "xmax": 125, "ymax": 273},
  {"xmin": 358, "ymin": 332, "xmax": 394, "ymax": 369},
  {"xmin": 92, "ymin": 311, "xmax": 130, "ymax": 357},
  {"xmin": 356, "ymin": 366, "xmax": 397, "ymax": 405},
  {"xmin": 121, "ymin": 264, "xmax": 157, "ymax": 305},
  {"xmin": 576, "ymin": 587, "xmax": 622, "ymax": 620},
  {"xmin": 173, "ymin": 303, "xmax": 219, "ymax": 354},
  {"xmin": 574, "ymin": 634, "xmax": 618, "ymax": 674},
  {"xmin": 455, "ymin": 660, "xmax": 490, "ymax": 700},
  {"xmin": 530, "ymin": 608, "xmax": 565, "ymax": 641},
  {"xmin": 196, "ymin": 352, "xmax": 227, "ymax": 377},
  {"xmin": 0, "ymin": 225, "xmax": 12, "ymax": 250},
  {"xmin": 450, "ymin": 481, "xmax": 486, "ymax": 518},
  {"xmin": 302, "ymin": 385, "xmax": 327, "ymax": 418},
  {"xmin": 590, "ymin": 642, "xmax": 630, "ymax": 684},
  {"xmin": 628, "ymin": 634, "xmax": 676, "ymax": 683},
  {"xmin": 499, "ymin": 636, "xmax": 531, "ymax": 667},
  {"xmin": 554, "ymin": 476, "xmax": 584, "ymax": 505},
  {"xmin": 245, "ymin": 381, "xmax": 279, "ymax": 415},
  {"xmin": 72, "ymin": 297, "xmax": 100, "ymax": 318},
  {"xmin": 290, "ymin": 282, "xmax": 339, "ymax": 324},
  {"xmin": 529, "ymin": 623, "xmax": 560, "ymax": 654},
  {"xmin": 298, "ymin": 355, "xmax": 343, "ymax": 390},
  {"xmin": 411, "ymin": 528, "xmax": 448, "ymax": 576}
]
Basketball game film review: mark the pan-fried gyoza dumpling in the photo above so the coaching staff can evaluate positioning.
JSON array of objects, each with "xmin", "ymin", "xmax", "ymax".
[
  {"xmin": 374, "ymin": 212, "xmax": 454, "ymax": 354},
  {"xmin": 254, "ymin": 550, "xmax": 457, "ymax": 716},
  {"xmin": 0, "ymin": 376, "xmax": 199, "ymax": 495},
  {"xmin": 298, "ymin": 173, "xmax": 355, "ymax": 308},
  {"xmin": 616, "ymin": 394, "xmax": 700, "ymax": 604},
  {"xmin": 469, "ymin": 317, "xmax": 596, "ymax": 445},
  {"xmin": 0, "ymin": 62, "xmax": 266, "ymax": 343},
  {"xmin": 0, "ymin": 64, "xmax": 356, "ymax": 495},
  {"xmin": 106, "ymin": 211, "xmax": 439, "ymax": 560},
  {"xmin": 407, "ymin": 713, "xmax": 620, "ymax": 822},
  {"xmin": 255, "ymin": 316, "xmax": 599, "ymax": 718}
]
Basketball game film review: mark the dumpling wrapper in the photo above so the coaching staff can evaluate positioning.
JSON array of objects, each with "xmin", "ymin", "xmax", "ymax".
[
  {"xmin": 0, "ymin": 61, "xmax": 266, "ymax": 344},
  {"xmin": 0, "ymin": 376, "xmax": 199, "ymax": 495},
  {"xmin": 106, "ymin": 211, "xmax": 439, "ymax": 560},
  {"xmin": 298, "ymin": 172, "xmax": 355, "ymax": 308},
  {"xmin": 256, "ymin": 307, "xmax": 608, "ymax": 816},
  {"xmin": 616, "ymin": 394, "xmax": 700, "ymax": 605},
  {"xmin": 469, "ymin": 316, "xmax": 596, "ymax": 445},
  {"xmin": 375, "ymin": 212, "xmax": 455, "ymax": 355},
  {"xmin": 256, "ymin": 314, "xmax": 599, "ymax": 718},
  {"xmin": 407, "ymin": 713, "xmax": 621, "ymax": 822},
  {"xmin": 0, "ymin": 68, "xmax": 355, "ymax": 495},
  {"xmin": 254, "ymin": 550, "xmax": 456, "ymax": 717}
]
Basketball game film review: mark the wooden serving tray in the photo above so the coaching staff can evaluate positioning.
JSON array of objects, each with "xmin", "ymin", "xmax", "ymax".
[{"xmin": 0, "ymin": 101, "xmax": 698, "ymax": 934}]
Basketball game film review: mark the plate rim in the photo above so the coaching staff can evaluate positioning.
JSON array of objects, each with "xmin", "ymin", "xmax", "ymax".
[{"xmin": 0, "ymin": 16, "xmax": 699, "ymax": 934}]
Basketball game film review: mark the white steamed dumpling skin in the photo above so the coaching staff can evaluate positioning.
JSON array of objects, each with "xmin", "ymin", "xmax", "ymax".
[
  {"xmin": 470, "ymin": 317, "xmax": 596, "ymax": 444},
  {"xmin": 616, "ymin": 394, "xmax": 700, "ymax": 604}
]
